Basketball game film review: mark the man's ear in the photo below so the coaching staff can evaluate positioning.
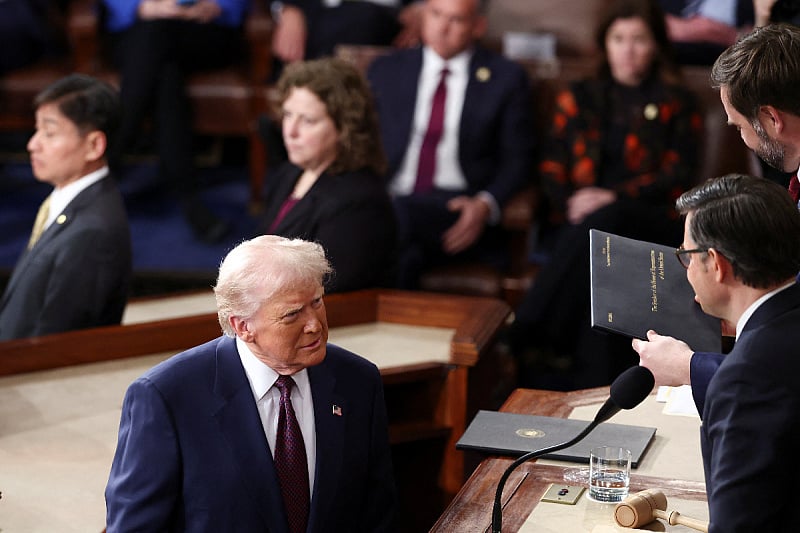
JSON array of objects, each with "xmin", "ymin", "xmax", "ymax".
[
  {"xmin": 707, "ymin": 248, "xmax": 732, "ymax": 283},
  {"xmin": 83, "ymin": 130, "xmax": 107, "ymax": 162},
  {"xmin": 230, "ymin": 316, "xmax": 252, "ymax": 341},
  {"xmin": 759, "ymin": 105, "xmax": 785, "ymax": 136}
]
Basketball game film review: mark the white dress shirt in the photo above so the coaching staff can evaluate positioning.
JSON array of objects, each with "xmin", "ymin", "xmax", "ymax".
[
  {"xmin": 236, "ymin": 337, "xmax": 317, "ymax": 493},
  {"xmin": 391, "ymin": 47, "xmax": 471, "ymax": 196}
]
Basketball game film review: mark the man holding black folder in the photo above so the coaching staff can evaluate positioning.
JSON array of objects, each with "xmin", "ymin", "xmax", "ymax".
[
  {"xmin": 633, "ymin": 23, "xmax": 800, "ymax": 414},
  {"xmin": 672, "ymin": 174, "xmax": 800, "ymax": 531}
]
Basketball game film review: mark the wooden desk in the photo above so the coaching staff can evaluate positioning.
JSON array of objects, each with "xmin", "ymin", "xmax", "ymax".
[
  {"xmin": 0, "ymin": 290, "xmax": 510, "ymax": 530},
  {"xmin": 431, "ymin": 388, "xmax": 708, "ymax": 532}
]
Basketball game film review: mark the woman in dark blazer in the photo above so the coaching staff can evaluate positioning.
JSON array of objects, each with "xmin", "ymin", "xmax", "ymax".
[{"xmin": 257, "ymin": 58, "xmax": 397, "ymax": 292}]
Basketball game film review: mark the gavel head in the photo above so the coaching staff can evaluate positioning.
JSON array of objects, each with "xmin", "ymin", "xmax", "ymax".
[{"xmin": 614, "ymin": 489, "xmax": 668, "ymax": 528}]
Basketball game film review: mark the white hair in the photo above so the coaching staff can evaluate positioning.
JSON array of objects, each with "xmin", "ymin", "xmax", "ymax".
[{"xmin": 214, "ymin": 235, "xmax": 332, "ymax": 336}]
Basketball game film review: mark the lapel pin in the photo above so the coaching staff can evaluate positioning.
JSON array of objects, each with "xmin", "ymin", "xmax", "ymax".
[
  {"xmin": 56, "ymin": 214, "xmax": 67, "ymax": 225},
  {"xmin": 332, "ymin": 405, "xmax": 342, "ymax": 416},
  {"xmin": 644, "ymin": 103, "xmax": 658, "ymax": 121},
  {"xmin": 476, "ymin": 67, "xmax": 491, "ymax": 82}
]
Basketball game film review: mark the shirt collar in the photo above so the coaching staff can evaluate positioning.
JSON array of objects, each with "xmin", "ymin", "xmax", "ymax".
[
  {"xmin": 235, "ymin": 337, "xmax": 310, "ymax": 401},
  {"xmin": 735, "ymin": 280, "xmax": 796, "ymax": 339},
  {"xmin": 48, "ymin": 166, "xmax": 108, "ymax": 225},
  {"xmin": 422, "ymin": 46, "xmax": 473, "ymax": 77}
]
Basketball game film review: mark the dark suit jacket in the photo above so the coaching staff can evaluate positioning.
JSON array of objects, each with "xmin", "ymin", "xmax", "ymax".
[
  {"xmin": 0, "ymin": 176, "xmax": 132, "ymax": 340},
  {"xmin": 0, "ymin": 0, "xmax": 60, "ymax": 74},
  {"xmin": 105, "ymin": 337, "xmax": 396, "ymax": 532},
  {"xmin": 257, "ymin": 163, "xmax": 397, "ymax": 292},
  {"xmin": 689, "ymin": 351, "xmax": 724, "ymax": 415},
  {"xmin": 367, "ymin": 46, "xmax": 534, "ymax": 208},
  {"xmin": 700, "ymin": 282, "xmax": 800, "ymax": 532},
  {"xmin": 282, "ymin": 0, "xmax": 416, "ymax": 59},
  {"xmin": 689, "ymin": 270, "xmax": 800, "ymax": 417}
]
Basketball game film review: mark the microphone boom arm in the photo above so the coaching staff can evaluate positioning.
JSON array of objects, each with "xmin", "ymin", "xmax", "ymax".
[
  {"xmin": 491, "ymin": 419, "xmax": 600, "ymax": 532},
  {"xmin": 490, "ymin": 365, "xmax": 654, "ymax": 532}
]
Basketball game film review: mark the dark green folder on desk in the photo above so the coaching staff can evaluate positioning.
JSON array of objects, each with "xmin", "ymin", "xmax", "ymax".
[{"xmin": 456, "ymin": 410, "xmax": 656, "ymax": 468}]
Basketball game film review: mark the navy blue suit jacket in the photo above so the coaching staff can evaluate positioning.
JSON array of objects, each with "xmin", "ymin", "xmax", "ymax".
[
  {"xmin": 690, "ymin": 267, "xmax": 800, "ymax": 414},
  {"xmin": 700, "ymin": 282, "xmax": 800, "ymax": 532},
  {"xmin": 105, "ymin": 337, "xmax": 396, "ymax": 532},
  {"xmin": 689, "ymin": 351, "xmax": 724, "ymax": 414},
  {"xmin": 367, "ymin": 46, "xmax": 534, "ymax": 208},
  {"xmin": 0, "ymin": 176, "xmax": 131, "ymax": 340}
]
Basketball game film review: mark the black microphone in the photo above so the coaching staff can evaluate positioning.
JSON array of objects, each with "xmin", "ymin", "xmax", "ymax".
[{"xmin": 490, "ymin": 365, "xmax": 655, "ymax": 532}]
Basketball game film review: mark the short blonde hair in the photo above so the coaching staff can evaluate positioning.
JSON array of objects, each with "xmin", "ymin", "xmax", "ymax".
[{"xmin": 214, "ymin": 235, "xmax": 332, "ymax": 337}]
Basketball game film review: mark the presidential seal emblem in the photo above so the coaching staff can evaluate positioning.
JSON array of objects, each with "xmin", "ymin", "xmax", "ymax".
[{"xmin": 516, "ymin": 428, "xmax": 546, "ymax": 439}]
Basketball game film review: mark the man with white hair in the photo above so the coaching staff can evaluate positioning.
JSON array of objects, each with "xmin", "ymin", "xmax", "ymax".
[{"xmin": 106, "ymin": 235, "xmax": 396, "ymax": 532}]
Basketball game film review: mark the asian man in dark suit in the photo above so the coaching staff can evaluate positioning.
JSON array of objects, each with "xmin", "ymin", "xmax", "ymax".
[
  {"xmin": 0, "ymin": 74, "xmax": 132, "ymax": 341},
  {"xmin": 672, "ymin": 174, "xmax": 800, "ymax": 531},
  {"xmin": 105, "ymin": 235, "xmax": 396, "ymax": 532},
  {"xmin": 366, "ymin": 0, "xmax": 534, "ymax": 288}
]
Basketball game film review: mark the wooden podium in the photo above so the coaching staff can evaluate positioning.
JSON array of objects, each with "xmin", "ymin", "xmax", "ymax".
[{"xmin": 431, "ymin": 387, "xmax": 708, "ymax": 532}]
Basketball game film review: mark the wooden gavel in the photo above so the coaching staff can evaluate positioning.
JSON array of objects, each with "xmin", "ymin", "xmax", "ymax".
[{"xmin": 614, "ymin": 489, "xmax": 708, "ymax": 532}]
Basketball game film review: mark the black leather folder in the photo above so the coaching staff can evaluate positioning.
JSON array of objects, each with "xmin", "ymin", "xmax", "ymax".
[
  {"xmin": 456, "ymin": 410, "xmax": 657, "ymax": 468},
  {"xmin": 589, "ymin": 229, "xmax": 722, "ymax": 353}
]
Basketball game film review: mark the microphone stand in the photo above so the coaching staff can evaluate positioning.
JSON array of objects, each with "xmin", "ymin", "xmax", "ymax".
[
  {"xmin": 490, "ymin": 419, "xmax": 601, "ymax": 533},
  {"xmin": 490, "ymin": 365, "xmax": 654, "ymax": 531}
]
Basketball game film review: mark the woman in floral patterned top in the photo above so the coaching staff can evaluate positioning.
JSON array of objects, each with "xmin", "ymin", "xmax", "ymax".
[{"xmin": 509, "ymin": 0, "xmax": 703, "ymax": 390}]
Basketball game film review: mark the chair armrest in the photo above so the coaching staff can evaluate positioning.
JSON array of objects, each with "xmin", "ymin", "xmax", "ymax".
[
  {"xmin": 244, "ymin": 2, "xmax": 273, "ymax": 85},
  {"xmin": 501, "ymin": 186, "xmax": 538, "ymax": 231},
  {"xmin": 66, "ymin": 0, "xmax": 100, "ymax": 73}
]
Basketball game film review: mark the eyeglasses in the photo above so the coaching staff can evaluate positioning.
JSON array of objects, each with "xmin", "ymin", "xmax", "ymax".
[{"xmin": 675, "ymin": 246, "xmax": 708, "ymax": 269}]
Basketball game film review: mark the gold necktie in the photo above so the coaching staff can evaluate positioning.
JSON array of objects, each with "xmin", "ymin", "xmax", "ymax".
[{"xmin": 27, "ymin": 195, "xmax": 51, "ymax": 249}]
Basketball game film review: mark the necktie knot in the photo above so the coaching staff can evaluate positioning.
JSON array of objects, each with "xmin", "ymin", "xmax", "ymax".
[{"xmin": 274, "ymin": 375, "xmax": 295, "ymax": 398}]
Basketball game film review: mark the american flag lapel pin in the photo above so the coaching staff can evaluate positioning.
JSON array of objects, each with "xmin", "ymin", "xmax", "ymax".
[{"xmin": 332, "ymin": 404, "xmax": 342, "ymax": 416}]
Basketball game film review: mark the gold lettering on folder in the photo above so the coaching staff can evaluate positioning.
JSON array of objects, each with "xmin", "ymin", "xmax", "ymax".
[
  {"xmin": 650, "ymin": 250, "xmax": 657, "ymax": 311},
  {"xmin": 649, "ymin": 250, "xmax": 666, "ymax": 312}
]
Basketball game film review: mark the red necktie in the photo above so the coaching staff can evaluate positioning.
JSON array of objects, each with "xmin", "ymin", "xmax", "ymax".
[
  {"xmin": 789, "ymin": 174, "xmax": 800, "ymax": 204},
  {"xmin": 415, "ymin": 67, "xmax": 449, "ymax": 194},
  {"xmin": 274, "ymin": 375, "xmax": 310, "ymax": 533}
]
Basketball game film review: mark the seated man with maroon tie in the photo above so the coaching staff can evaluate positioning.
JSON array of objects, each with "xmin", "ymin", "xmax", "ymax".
[
  {"xmin": 105, "ymin": 235, "xmax": 396, "ymax": 532},
  {"xmin": 367, "ymin": 0, "xmax": 535, "ymax": 289}
]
